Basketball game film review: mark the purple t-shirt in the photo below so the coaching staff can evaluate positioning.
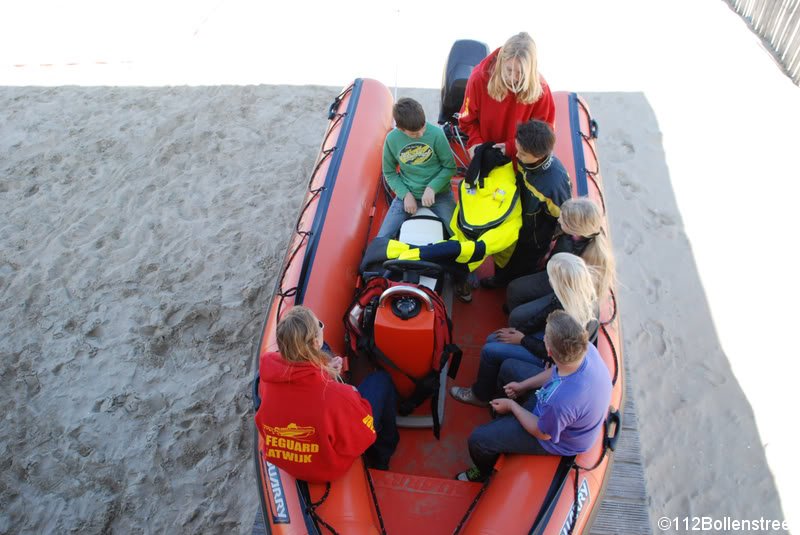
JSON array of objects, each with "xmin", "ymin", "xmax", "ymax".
[{"xmin": 533, "ymin": 344, "xmax": 612, "ymax": 455}]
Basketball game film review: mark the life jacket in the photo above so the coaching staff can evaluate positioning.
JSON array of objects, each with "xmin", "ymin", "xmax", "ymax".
[{"xmin": 343, "ymin": 276, "xmax": 462, "ymax": 438}]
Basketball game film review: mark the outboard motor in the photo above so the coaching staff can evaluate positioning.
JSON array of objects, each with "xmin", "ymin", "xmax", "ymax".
[{"xmin": 438, "ymin": 39, "xmax": 490, "ymax": 125}]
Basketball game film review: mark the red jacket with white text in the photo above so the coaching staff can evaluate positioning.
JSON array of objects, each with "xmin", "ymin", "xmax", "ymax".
[
  {"xmin": 459, "ymin": 48, "xmax": 555, "ymax": 161},
  {"xmin": 255, "ymin": 351, "xmax": 376, "ymax": 483}
]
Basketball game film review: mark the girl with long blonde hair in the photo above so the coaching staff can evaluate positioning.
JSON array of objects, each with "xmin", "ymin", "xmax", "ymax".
[
  {"xmin": 451, "ymin": 253, "xmax": 597, "ymax": 406},
  {"xmin": 506, "ymin": 197, "xmax": 616, "ymax": 314},
  {"xmin": 459, "ymin": 32, "xmax": 555, "ymax": 162},
  {"xmin": 255, "ymin": 306, "xmax": 400, "ymax": 481}
]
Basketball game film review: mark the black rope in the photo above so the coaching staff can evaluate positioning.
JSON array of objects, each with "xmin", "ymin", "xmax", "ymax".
[
  {"xmin": 363, "ymin": 463, "xmax": 388, "ymax": 535},
  {"xmin": 306, "ymin": 482, "xmax": 339, "ymax": 535},
  {"xmin": 600, "ymin": 323, "xmax": 619, "ymax": 386},
  {"xmin": 577, "ymin": 98, "xmax": 595, "ymax": 138},
  {"xmin": 567, "ymin": 466, "xmax": 581, "ymax": 535},
  {"xmin": 566, "ymin": 419, "xmax": 613, "ymax": 535},
  {"xmin": 274, "ymin": 144, "xmax": 335, "ymax": 317},
  {"xmin": 601, "ymin": 289, "xmax": 618, "ymax": 326},
  {"xmin": 586, "ymin": 171, "xmax": 607, "ymax": 215},
  {"xmin": 451, "ymin": 474, "xmax": 493, "ymax": 534}
]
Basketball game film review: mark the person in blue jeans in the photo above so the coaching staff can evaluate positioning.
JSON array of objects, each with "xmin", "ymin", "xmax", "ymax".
[
  {"xmin": 320, "ymin": 341, "xmax": 399, "ymax": 470},
  {"xmin": 456, "ymin": 310, "xmax": 612, "ymax": 482},
  {"xmin": 376, "ymin": 97, "xmax": 457, "ymax": 239},
  {"xmin": 357, "ymin": 370, "xmax": 399, "ymax": 470},
  {"xmin": 450, "ymin": 253, "xmax": 597, "ymax": 406}
]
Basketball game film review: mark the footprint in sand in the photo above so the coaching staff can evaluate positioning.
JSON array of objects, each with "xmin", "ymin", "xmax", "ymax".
[
  {"xmin": 643, "ymin": 207, "xmax": 676, "ymax": 230},
  {"xmin": 635, "ymin": 320, "xmax": 668, "ymax": 358},
  {"xmin": 606, "ymin": 129, "xmax": 637, "ymax": 163},
  {"xmin": 621, "ymin": 222, "xmax": 643, "ymax": 255},
  {"xmin": 699, "ymin": 357, "xmax": 728, "ymax": 388},
  {"xmin": 615, "ymin": 169, "xmax": 642, "ymax": 200},
  {"xmin": 645, "ymin": 277, "xmax": 662, "ymax": 304}
]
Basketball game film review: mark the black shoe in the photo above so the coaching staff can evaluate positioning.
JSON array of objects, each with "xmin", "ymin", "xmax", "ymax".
[
  {"xmin": 454, "ymin": 280, "xmax": 473, "ymax": 303},
  {"xmin": 479, "ymin": 276, "xmax": 504, "ymax": 289}
]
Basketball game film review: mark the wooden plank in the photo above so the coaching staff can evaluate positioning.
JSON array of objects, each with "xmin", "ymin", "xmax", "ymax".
[
  {"xmin": 591, "ymin": 501, "xmax": 653, "ymax": 535},
  {"xmin": 603, "ymin": 462, "xmax": 649, "ymax": 501},
  {"xmin": 253, "ymin": 508, "xmax": 266, "ymax": 535},
  {"xmin": 726, "ymin": 0, "xmax": 800, "ymax": 86},
  {"xmin": 612, "ymin": 432, "xmax": 643, "ymax": 465},
  {"xmin": 776, "ymin": 1, "xmax": 800, "ymax": 54}
]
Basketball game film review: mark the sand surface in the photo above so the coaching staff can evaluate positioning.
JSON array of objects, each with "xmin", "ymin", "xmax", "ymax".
[{"xmin": 2, "ymin": 0, "xmax": 799, "ymax": 533}]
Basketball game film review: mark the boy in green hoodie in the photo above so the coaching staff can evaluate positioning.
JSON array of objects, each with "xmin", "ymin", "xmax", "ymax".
[{"xmin": 377, "ymin": 98, "xmax": 457, "ymax": 238}]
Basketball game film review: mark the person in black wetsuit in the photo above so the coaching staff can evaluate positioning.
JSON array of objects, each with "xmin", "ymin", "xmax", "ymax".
[{"xmin": 480, "ymin": 119, "xmax": 572, "ymax": 289}]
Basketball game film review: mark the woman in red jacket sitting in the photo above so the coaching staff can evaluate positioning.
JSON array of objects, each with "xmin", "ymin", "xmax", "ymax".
[
  {"xmin": 255, "ymin": 306, "xmax": 398, "ymax": 482},
  {"xmin": 459, "ymin": 32, "xmax": 555, "ymax": 162}
]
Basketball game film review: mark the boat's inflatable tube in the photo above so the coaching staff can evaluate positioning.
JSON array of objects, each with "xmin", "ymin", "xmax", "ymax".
[{"xmin": 253, "ymin": 78, "xmax": 392, "ymax": 535}]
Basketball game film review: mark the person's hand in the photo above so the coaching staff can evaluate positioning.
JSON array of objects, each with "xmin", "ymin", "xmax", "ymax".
[
  {"xmin": 494, "ymin": 327, "xmax": 524, "ymax": 345},
  {"xmin": 421, "ymin": 187, "xmax": 435, "ymax": 208},
  {"xmin": 493, "ymin": 142, "xmax": 506, "ymax": 155},
  {"xmin": 468, "ymin": 145, "xmax": 477, "ymax": 159},
  {"xmin": 490, "ymin": 398, "xmax": 514, "ymax": 414},
  {"xmin": 503, "ymin": 381, "xmax": 526, "ymax": 400},
  {"xmin": 330, "ymin": 356, "xmax": 343, "ymax": 375},
  {"xmin": 403, "ymin": 192, "xmax": 418, "ymax": 215}
]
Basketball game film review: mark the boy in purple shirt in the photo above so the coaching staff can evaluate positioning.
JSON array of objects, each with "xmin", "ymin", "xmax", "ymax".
[{"xmin": 456, "ymin": 310, "xmax": 611, "ymax": 482}]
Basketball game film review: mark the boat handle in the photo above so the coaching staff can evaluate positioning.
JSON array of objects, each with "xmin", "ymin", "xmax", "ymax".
[
  {"xmin": 605, "ymin": 408, "xmax": 622, "ymax": 451},
  {"xmin": 378, "ymin": 286, "xmax": 434, "ymax": 312}
]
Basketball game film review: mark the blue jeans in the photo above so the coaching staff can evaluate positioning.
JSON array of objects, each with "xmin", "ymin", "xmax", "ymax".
[
  {"xmin": 357, "ymin": 370, "xmax": 399, "ymax": 469},
  {"xmin": 468, "ymin": 359, "xmax": 552, "ymax": 476},
  {"xmin": 376, "ymin": 190, "xmax": 456, "ymax": 239},
  {"xmin": 472, "ymin": 334, "xmax": 548, "ymax": 401}
]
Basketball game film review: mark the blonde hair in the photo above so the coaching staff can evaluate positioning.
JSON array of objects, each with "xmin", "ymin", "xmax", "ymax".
[
  {"xmin": 276, "ymin": 306, "xmax": 338, "ymax": 379},
  {"xmin": 546, "ymin": 253, "xmax": 597, "ymax": 329},
  {"xmin": 487, "ymin": 32, "xmax": 543, "ymax": 104},
  {"xmin": 559, "ymin": 197, "xmax": 616, "ymax": 299}
]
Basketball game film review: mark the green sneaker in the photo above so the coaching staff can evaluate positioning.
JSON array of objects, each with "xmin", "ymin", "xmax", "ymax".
[{"xmin": 455, "ymin": 466, "xmax": 487, "ymax": 482}]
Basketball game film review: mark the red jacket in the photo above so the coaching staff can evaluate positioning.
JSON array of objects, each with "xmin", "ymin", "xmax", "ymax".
[
  {"xmin": 458, "ymin": 48, "xmax": 555, "ymax": 161},
  {"xmin": 255, "ymin": 352, "xmax": 376, "ymax": 483}
]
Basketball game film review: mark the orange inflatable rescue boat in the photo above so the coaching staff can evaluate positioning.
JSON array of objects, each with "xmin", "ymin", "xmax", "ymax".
[{"xmin": 252, "ymin": 43, "xmax": 624, "ymax": 535}]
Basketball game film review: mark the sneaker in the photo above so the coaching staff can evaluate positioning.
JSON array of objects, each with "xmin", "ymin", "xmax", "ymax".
[
  {"xmin": 454, "ymin": 280, "xmax": 472, "ymax": 303},
  {"xmin": 449, "ymin": 386, "xmax": 488, "ymax": 407},
  {"xmin": 455, "ymin": 466, "xmax": 487, "ymax": 482}
]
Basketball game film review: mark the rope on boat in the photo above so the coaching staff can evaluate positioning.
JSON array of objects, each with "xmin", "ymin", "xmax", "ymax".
[
  {"xmin": 306, "ymin": 482, "xmax": 339, "ymax": 535},
  {"xmin": 273, "ymin": 84, "xmax": 354, "ymax": 319},
  {"xmin": 363, "ymin": 463, "xmax": 388, "ymax": 535},
  {"xmin": 576, "ymin": 102, "xmax": 619, "ymax": 388},
  {"xmin": 451, "ymin": 473, "xmax": 494, "ymax": 535},
  {"xmin": 566, "ymin": 413, "xmax": 616, "ymax": 535},
  {"xmin": 602, "ymin": 289, "xmax": 618, "ymax": 326},
  {"xmin": 563, "ymin": 99, "xmax": 618, "ymax": 534}
]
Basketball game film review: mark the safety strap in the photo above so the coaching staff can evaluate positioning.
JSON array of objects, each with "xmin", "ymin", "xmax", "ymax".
[{"xmin": 358, "ymin": 336, "xmax": 461, "ymax": 439}]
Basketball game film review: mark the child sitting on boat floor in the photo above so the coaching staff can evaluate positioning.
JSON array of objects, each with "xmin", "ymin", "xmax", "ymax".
[
  {"xmin": 456, "ymin": 310, "xmax": 611, "ymax": 482},
  {"xmin": 376, "ymin": 97, "xmax": 457, "ymax": 239}
]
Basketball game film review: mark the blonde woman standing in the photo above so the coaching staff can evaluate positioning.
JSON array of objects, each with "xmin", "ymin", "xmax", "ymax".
[
  {"xmin": 451, "ymin": 253, "xmax": 597, "ymax": 407},
  {"xmin": 255, "ymin": 306, "xmax": 399, "ymax": 481},
  {"xmin": 506, "ymin": 197, "xmax": 616, "ymax": 314},
  {"xmin": 459, "ymin": 32, "xmax": 555, "ymax": 161}
]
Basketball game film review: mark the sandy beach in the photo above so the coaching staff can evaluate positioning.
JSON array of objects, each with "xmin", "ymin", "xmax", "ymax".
[{"xmin": 2, "ymin": 1, "xmax": 799, "ymax": 533}]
